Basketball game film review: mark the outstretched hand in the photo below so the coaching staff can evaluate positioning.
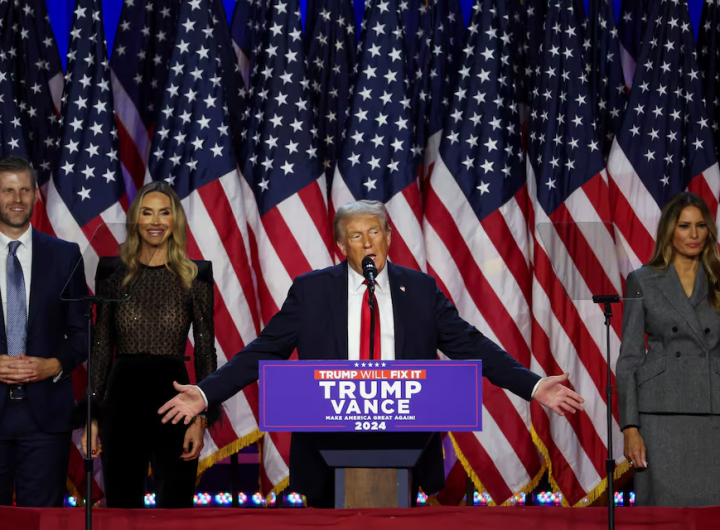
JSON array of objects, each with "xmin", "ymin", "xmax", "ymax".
[
  {"xmin": 158, "ymin": 381, "xmax": 206, "ymax": 425},
  {"xmin": 533, "ymin": 373, "xmax": 584, "ymax": 416}
]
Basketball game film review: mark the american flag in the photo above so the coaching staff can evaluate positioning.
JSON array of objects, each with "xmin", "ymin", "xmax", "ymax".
[
  {"xmin": 43, "ymin": 0, "xmax": 128, "ymax": 504},
  {"xmin": 49, "ymin": 0, "xmax": 126, "ymax": 297},
  {"xmin": 526, "ymin": 0, "xmax": 627, "ymax": 507},
  {"xmin": 424, "ymin": 0, "xmax": 543, "ymax": 505},
  {"xmin": 231, "ymin": 0, "xmax": 262, "ymax": 89},
  {"xmin": 418, "ymin": 0, "xmax": 464, "ymax": 186},
  {"xmin": 698, "ymin": 0, "xmax": 720, "ymax": 156},
  {"xmin": 5, "ymin": 0, "xmax": 63, "ymax": 197},
  {"xmin": 332, "ymin": 0, "xmax": 426, "ymax": 271},
  {"xmin": 618, "ymin": 0, "xmax": 651, "ymax": 88},
  {"xmin": 407, "ymin": 0, "xmax": 431, "ymax": 153},
  {"xmin": 608, "ymin": 0, "xmax": 720, "ymax": 279},
  {"xmin": 523, "ymin": 0, "xmax": 548, "ymax": 102},
  {"xmin": 110, "ymin": 0, "xmax": 181, "ymax": 198},
  {"xmin": 146, "ymin": 0, "xmax": 274, "ymax": 484},
  {"xmin": 234, "ymin": 0, "xmax": 334, "ymax": 494},
  {"xmin": 305, "ymin": 0, "xmax": 357, "ymax": 188},
  {"xmin": 401, "ymin": 0, "xmax": 424, "ymax": 75},
  {"xmin": 0, "ymin": 1, "xmax": 29, "ymax": 160},
  {"xmin": 583, "ymin": 0, "xmax": 628, "ymax": 158}
]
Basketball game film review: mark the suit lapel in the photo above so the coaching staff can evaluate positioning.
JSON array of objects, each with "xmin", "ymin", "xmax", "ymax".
[
  {"xmin": 690, "ymin": 265, "xmax": 709, "ymax": 308},
  {"xmin": 655, "ymin": 264, "xmax": 706, "ymax": 345},
  {"xmin": 388, "ymin": 263, "xmax": 407, "ymax": 360},
  {"xmin": 27, "ymin": 230, "xmax": 49, "ymax": 333},
  {"xmin": 331, "ymin": 261, "xmax": 349, "ymax": 359}
]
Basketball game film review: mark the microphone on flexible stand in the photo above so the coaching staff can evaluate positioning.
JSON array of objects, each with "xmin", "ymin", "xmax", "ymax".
[{"xmin": 361, "ymin": 256, "xmax": 378, "ymax": 360}]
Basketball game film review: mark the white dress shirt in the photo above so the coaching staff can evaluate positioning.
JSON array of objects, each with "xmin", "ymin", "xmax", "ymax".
[
  {"xmin": 347, "ymin": 264, "xmax": 395, "ymax": 360},
  {"xmin": 0, "ymin": 225, "xmax": 32, "ymax": 330}
]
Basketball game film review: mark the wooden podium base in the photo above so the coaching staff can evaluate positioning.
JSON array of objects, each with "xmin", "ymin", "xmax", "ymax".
[{"xmin": 336, "ymin": 468, "xmax": 412, "ymax": 509}]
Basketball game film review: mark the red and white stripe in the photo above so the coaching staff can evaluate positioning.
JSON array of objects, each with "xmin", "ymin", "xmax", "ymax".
[
  {"xmin": 526, "ymin": 163, "xmax": 627, "ymax": 506},
  {"xmin": 44, "ymin": 176, "xmax": 126, "ymax": 503},
  {"xmin": 238, "ymin": 170, "xmax": 335, "ymax": 493},
  {"xmin": 180, "ymin": 170, "xmax": 266, "ymax": 470},
  {"xmin": 332, "ymin": 169, "xmax": 426, "ymax": 271},
  {"xmin": 423, "ymin": 153, "xmax": 542, "ymax": 504},
  {"xmin": 607, "ymin": 138, "xmax": 720, "ymax": 273}
]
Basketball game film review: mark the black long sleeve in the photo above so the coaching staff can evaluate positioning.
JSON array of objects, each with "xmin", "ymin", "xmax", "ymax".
[{"xmin": 85, "ymin": 258, "xmax": 218, "ymax": 422}]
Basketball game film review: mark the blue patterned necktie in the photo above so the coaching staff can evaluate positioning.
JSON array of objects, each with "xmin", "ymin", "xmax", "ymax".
[{"xmin": 6, "ymin": 240, "xmax": 26, "ymax": 357}]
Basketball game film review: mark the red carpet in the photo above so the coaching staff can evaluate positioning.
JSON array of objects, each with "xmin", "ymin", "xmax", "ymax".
[{"xmin": 3, "ymin": 506, "xmax": 720, "ymax": 530}]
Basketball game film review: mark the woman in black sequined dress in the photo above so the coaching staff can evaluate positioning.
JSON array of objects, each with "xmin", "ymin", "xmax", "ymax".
[{"xmin": 81, "ymin": 181, "xmax": 217, "ymax": 508}]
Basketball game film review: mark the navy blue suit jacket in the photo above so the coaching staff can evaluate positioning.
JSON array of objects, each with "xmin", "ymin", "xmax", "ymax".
[
  {"xmin": 200, "ymin": 261, "xmax": 540, "ymax": 405},
  {"xmin": 0, "ymin": 230, "xmax": 88, "ymax": 433},
  {"xmin": 199, "ymin": 261, "xmax": 540, "ymax": 498}
]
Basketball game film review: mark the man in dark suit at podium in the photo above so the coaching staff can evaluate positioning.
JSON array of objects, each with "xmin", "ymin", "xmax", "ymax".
[
  {"xmin": 0, "ymin": 157, "xmax": 88, "ymax": 506},
  {"xmin": 160, "ymin": 200, "xmax": 584, "ymax": 508}
]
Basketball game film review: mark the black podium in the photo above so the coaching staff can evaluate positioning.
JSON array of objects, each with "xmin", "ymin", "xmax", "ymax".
[{"xmin": 318, "ymin": 432, "xmax": 434, "ymax": 508}]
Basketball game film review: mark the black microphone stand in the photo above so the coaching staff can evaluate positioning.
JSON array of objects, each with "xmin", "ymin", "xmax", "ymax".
[
  {"xmin": 368, "ymin": 280, "xmax": 376, "ymax": 361},
  {"xmin": 77, "ymin": 292, "xmax": 127, "ymax": 530},
  {"xmin": 80, "ymin": 295, "xmax": 104, "ymax": 530},
  {"xmin": 592, "ymin": 294, "xmax": 619, "ymax": 530}
]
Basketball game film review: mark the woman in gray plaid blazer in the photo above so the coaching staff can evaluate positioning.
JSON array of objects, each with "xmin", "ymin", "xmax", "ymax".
[{"xmin": 617, "ymin": 192, "xmax": 720, "ymax": 507}]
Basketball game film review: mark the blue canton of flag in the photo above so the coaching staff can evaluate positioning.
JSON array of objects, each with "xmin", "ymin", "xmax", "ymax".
[
  {"xmin": 614, "ymin": 0, "xmax": 717, "ymax": 208},
  {"xmin": 306, "ymin": 0, "xmax": 357, "ymax": 180},
  {"xmin": 210, "ymin": 0, "xmax": 247, "ymax": 151},
  {"xmin": 231, "ymin": 0, "xmax": 254, "ymax": 84},
  {"xmin": 111, "ymin": 0, "xmax": 180, "ymax": 134},
  {"xmin": 423, "ymin": 0, "xmax": 464, "ymax": 145},
  {"xmin": 231, "ymin": 0, "xmax": 268, "ymax": 89},
  {"xmin": 617, "ymin": 0, "xmax": 650, "ymax": 87},
  {"xmin": 507, "ymin": 0, "xmax": 529, "ymax": 104},
  {"xmin": 584, "ymin": 0, "xmax": 628, "ymax": 158},
  {"xmin": 335, "ymin": 0, "xmax": 416, "ymax": 201},
  {"xmin": 10, "ymin": 0, "xmax": 63, "ymax": 184},
  {"xmin": 438, "ymin": 0, "xmax": 524, "ymax": 220},
  {"xmin": 523, "ymin": 0, "xmax": 548, "ymax": 100},
  {"xmin": 401, "ymin": 0, "xmax": 423, "ymax": 75},
  {"xmin": 698, "ymin": 0, "xmax": 720, "ymax": 155},
  {"xmin": 148, "ymin": 0, "xmax": 236, "ymax": 198},
  {"xmin": 527, "ymin": 0, "xmax": 604, "ymax": 216},
  {"xmin": 0, "ymin": 1, "xmax": 29, "ymax": 159},
  {"xmin": 237, "ymin": 0, "xmax": 323, "ymax": 215},
  {"xmin": 55, "ymin": 0, "xmax": 124, "ymax": 226}
]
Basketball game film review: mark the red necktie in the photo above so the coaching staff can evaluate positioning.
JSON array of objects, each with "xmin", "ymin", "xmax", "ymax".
[{"xmin": 360, "ymin": 280, "xmax": 381, "ymax": 360}]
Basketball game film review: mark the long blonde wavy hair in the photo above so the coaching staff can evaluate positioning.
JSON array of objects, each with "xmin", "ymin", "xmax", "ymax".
[
  {"xmin": 120, "ymin": 181, "xmax": 197, "ymax": 291},
  {"xmin": 647, "ymin": 192, "xmax": 720, "ymax": 312}
]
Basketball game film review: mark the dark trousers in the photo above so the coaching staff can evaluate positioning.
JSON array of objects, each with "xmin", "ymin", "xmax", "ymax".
[
  {"xmin": 101, "ymin": 355, "xmax": 198, "ymax": 509},
  {"xmin": 0, "ymin": 399, "xmax": 71, "ymax": 507}
]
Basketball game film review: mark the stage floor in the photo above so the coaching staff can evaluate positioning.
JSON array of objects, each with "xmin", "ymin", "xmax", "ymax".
[{"xmin": 4, "ymin": 506, "xmax": 720, "ymax": 530}]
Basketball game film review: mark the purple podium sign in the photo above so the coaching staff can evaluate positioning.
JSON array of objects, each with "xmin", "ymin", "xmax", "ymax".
[{"xmin": 259, "ymin": 360, "xmax": 482, "ymax": 432}]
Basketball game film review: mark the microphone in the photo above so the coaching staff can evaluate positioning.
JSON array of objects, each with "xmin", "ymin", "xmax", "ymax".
[{"xmin": 362, "ymin": 256, "xmax": 377, "ymax": 284}]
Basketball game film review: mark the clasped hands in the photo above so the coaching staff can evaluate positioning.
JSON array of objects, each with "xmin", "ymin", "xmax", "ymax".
[{"xmin": 0, "ymin": 354, "xmax": 61, "ymax": 384}]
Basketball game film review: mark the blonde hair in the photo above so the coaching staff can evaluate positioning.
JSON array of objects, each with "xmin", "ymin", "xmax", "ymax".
[
  {"xmin": 333, "ymin": 200, "xmax": 391, "ymax": 242},
  {"xmin": 120, "ymin": 181, "xmax": 197, "ymax": 291},
  {"xmin": 647, "ymin": 192, "xmax": 720, "ymax": 312}
]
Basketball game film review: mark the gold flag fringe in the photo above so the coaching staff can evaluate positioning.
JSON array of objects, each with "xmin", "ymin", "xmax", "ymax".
[
  {"xmin": 197, "ymin": 428, "xmax": 263, "ymax": 475},
  {"xmin": 531, "ymin": 426, "xmax": 632, "ymax": 507},
  {"xmin": 448, "ymin": 432, "xmax": 545, "ymax": 507}
]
